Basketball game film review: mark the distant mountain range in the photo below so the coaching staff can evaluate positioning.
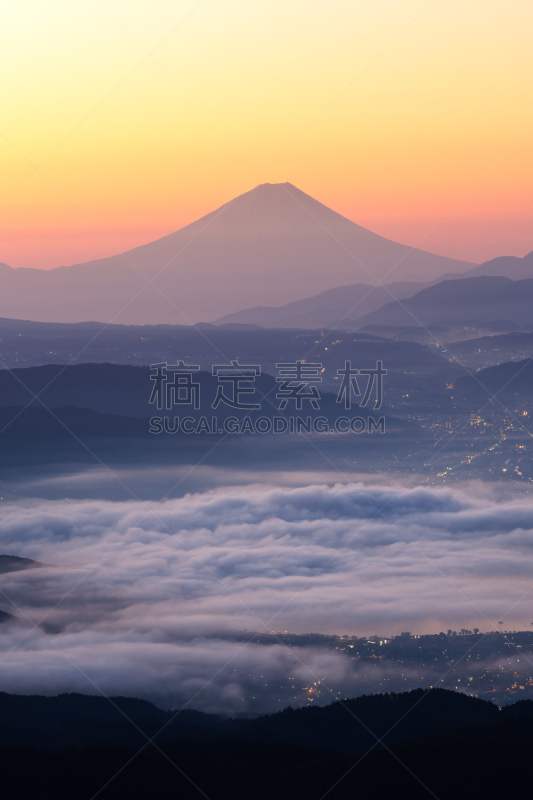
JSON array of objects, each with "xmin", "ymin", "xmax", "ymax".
[
  {"xmin": 2, "ymin": 182, "xmax": 531, "ymax": 329},
  {"xmin": 0, "ymin": 326, "xmax": 450, "ymax": 389},
  {"xmin": 213, "ymin": 280, "xmax": 431, "ymax": 328},
  {"xmin": 352, "ymin": 276, "xmax": 533, "ymax": 329},
  {"xmin": 0, "ymin": 183, "xmax": 475, "ymax": 325},
  {"xmin": 214, "ymin": 252, "xmax": 533, "ymax": 329},
  {"xmin": 455, "ymin": 250, "xmax": 533, "ymax": 280}
]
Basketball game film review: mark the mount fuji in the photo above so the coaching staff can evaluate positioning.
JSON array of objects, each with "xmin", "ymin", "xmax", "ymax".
[{"xmin": 0, "ymin": 183, "xmax": 475, "ymax": 324}]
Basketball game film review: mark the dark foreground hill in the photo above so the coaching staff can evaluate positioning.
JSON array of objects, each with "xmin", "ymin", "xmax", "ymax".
[
  {"xmin": 0, "ymin": 687, "xmax": 502, "ymax": 752},
  {"xmin": 5, "ymin": 723, "xmax": 533, "ymax": 800},
  {"xmin": 1, "ymin": 689, "xmax": 533, "ymax": 798}
]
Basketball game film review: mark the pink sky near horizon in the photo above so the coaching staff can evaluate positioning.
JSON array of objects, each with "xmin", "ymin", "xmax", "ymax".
[{"xmin": 2, "ymin": 204, "xmax": 531, "ymax": 271}]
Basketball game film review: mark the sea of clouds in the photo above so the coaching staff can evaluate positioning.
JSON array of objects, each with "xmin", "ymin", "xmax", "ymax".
[{"xmin": 0, "ymin": 478, "xmax": 532, "ymax": 712}]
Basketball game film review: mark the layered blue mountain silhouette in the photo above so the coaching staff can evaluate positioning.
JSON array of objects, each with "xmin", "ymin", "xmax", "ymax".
[{"xmin": 215, "ymin": 253, "xmax": 533, "ymax": 329}]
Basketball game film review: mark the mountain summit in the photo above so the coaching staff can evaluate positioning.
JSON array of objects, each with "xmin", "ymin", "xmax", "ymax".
[{"xmin": 0, "ymin": 183, "xmax": 474, "ymax": 324}]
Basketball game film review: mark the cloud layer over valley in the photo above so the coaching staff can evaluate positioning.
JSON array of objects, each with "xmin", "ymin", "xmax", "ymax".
[{"xmin": 0, "ymin": 480, "xmax": 532, "ymax": 712}]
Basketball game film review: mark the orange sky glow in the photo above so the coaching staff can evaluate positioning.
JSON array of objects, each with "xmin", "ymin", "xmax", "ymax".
[{"xmin": 2, "ymin": 0, "xmax": 532, "ymax": 269}]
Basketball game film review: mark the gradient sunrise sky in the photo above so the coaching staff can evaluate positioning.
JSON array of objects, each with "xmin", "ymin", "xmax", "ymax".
[{"xmin": 2, "ymin": 0, "xmax": 532, "ymax": 268}]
